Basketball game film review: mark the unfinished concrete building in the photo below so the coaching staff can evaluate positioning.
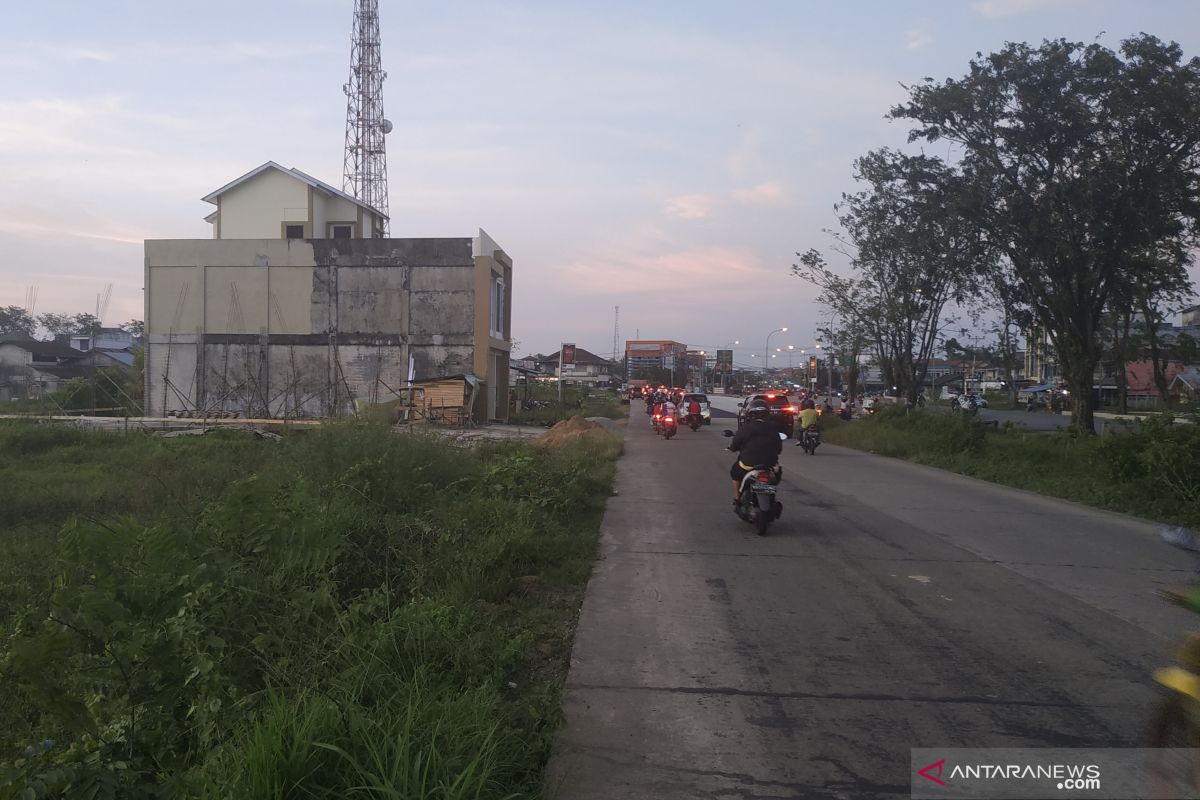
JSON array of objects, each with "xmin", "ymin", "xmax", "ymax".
[{"xmin": 144, "ymin": 163, "xmax": 512, "ymax": 423}]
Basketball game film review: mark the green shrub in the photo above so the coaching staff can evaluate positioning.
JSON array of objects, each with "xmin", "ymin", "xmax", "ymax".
[{"xmin": 0, "ymin": 423, "xmax": 618, "ymax": 798}]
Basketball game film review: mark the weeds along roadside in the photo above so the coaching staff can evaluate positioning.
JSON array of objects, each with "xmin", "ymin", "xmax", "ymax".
[
  {"xmin": 0, "ymin": 419, "xmax": 621, "ymax": 799},
  {"xmin": 819, "ymin": 406, "xmax": 1200, "ymax": 529}
]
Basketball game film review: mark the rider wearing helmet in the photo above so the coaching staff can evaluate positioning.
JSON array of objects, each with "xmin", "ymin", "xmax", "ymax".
[
  {"xmin": 796, "ymin": 397, "xmax": 819, "ymax": 444},
  {"xmin": 728, "ymin": 399, "xmax": 783, "ymax": 506}
]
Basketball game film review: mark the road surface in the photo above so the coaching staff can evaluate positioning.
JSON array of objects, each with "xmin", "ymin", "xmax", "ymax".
[{"xmin": 546, "ymin": 405, "xmax": 1193, "ymax": 799}]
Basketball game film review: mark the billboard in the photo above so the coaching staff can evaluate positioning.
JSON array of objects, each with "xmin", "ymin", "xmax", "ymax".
[
  {"xmin": 561, "ymin": 343, "xmax": 576, "ymax": 365},
  {"xmin": 715, "ymin": 349, "xmax": 733, "ymax": 373}
]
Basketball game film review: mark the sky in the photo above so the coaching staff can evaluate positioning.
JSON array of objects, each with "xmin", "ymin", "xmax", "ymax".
[{"xmin": 2, "ymin": 0, "xmax": 1199, "ymax": 367}]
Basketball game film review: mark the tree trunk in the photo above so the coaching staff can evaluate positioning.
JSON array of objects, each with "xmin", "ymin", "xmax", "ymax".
[
  {"xmin": 1139, "ymin": 298, "xmax": 1174, "ymax": 409},
  {"xmin": 1064, "ymin": 359, "xmax": 1097, "ymax": 434}
]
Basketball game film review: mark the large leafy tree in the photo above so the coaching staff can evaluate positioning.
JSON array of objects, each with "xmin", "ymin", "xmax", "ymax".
[
  {"xmin": 891, "ymin": 35, "xmax": 1200, "ymax": 432},
  {"xmin": 795, "ymin": 150, "xmax": 986, "ymax": 404},
  {"xmin": 0, "ymin": 306, "xmax": 35, "ymax": 337}
]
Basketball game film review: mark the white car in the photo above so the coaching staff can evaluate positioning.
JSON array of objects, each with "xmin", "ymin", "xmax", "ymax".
[{"xmin": 680, "ymin": 393, "xmax": 712, "ymax": 424}]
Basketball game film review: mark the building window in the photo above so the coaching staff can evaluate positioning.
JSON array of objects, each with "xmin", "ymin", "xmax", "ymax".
[
  {"xmin": 490, "ymin": 275, "xmax": 505, "ymax": 338},
  {"xmin": 285, "ymin": 224, "xmax": 305, "ymax": 239},
  {"xmin": 330, "ymin": 223, "xmax": 353, "ymax": 239}
]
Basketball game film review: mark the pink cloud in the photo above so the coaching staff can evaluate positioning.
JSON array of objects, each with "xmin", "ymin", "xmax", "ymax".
[
  {"xmin": 663, "ymin": 194, "xmax": 715, "ymax": 219},
  {"xmin": 732, "ymin": 181, "xmax": 785, "ymax": 205}
]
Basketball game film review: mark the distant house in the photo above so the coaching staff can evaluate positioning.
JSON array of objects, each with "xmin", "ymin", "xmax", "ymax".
[
  {"xmin": 1170, "ymin": 366, "xmax": 1200, "ymax": 401},
  {"xmin": 202, "ymin": 161, "xmax": 387, "ymax": 240},
  {"xmin": 59, "ymin": 327, "xmax": 137, "ymax": 353},
  {"xmin": 0, "ymin": 335, "xmax": 89, "ymax": 400},
  {"xmin": 534, "ymin": 346, "xmax": 614, "ymax": 386}
]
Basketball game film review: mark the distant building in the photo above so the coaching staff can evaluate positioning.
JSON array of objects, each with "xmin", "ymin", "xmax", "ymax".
[
  {"xmin": 0, "ymin": 335, "xmax": 89, "ymax": 400},
  {"xmin": 144, "ymin": 164, "xmax": 513, "ymax": 422},
  {"xmin": 533, "ymin": 346, "xmax": 613, "ymax": 386},
  {"xmin": 202, "ymin": 161, "xmax": 387, "ymax": 240},
  {"xmin": 625, "ymin": 340, "xmax": 687, "ymax": 371}
]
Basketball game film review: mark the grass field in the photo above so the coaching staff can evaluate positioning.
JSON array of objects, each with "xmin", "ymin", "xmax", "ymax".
[{"xmin": 0, "ymin": 418, "xmax": 620, "ymax": 799}]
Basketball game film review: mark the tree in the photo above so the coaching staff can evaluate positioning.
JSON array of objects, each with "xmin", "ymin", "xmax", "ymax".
[
  {"xmin": 0, "ymin": 306, "xmax": 35, "ymax": 337},
  {"xmin": 795, "ymin": 150, "xmax": 986, "ymax": 405},
  {"xmin": 72, "ymin": 313, "xmax": 102, "ymax": 337},
  {"xmin": 120, "ymin": 319, "xmax": 145, "ymax": 338},
  {"xmin": 891, "ymin": 35, "xmax": 1200, "ymax": 432},
  {"xmin": 37, "ymin": 312, "xmax": 75, "ymax": 338}
]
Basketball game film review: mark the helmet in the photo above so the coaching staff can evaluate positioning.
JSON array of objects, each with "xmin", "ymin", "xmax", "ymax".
[
  {"xmin": 745, "ymin": 399, "xmax": 770, "ymax": 421},
  {"xmin": 802, "ymin": 398, "xmax": 815, "ymax": 410}
]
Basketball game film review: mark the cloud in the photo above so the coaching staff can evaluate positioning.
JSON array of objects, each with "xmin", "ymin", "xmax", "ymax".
[
  {"xmin": 562, "ymin": 245, "xmax": 773, "ymax": 295},
  {"xmin": 663, "ymin": 194, "xmax": 715, "ymax": 220},
  {"xmin": 972, "ymin": 0, "xmax": 1068, "ymax": 18},
  {"xmin": 732, "ymin": 182, "xmax": 785, "ymax": 205},
  {"xmin": 906, "ymin": 29, "xmax": 934, "ymax": 50},
  {"xmin": 50, "ymin": 46, "xmax": 115, "ymax": 62}
]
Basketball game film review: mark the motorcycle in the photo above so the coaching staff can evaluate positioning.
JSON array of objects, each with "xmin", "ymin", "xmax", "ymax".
[
  {"xmin": 661, "ymin": 411, "xmax": 678, "ymax": 439},
  {"xmin": 722, "ymin": 429, "xmax": 785, "ymax": 535},
  {"xmin": 685, "ymin": 412, "xmax": 702, "ymax": 431},
  {"xmin": 798, "ymin": 424, "xmax": 820, "ymax": 455},
  {"xmin": 1149, "ymin": 527, "xmax": 1200, "ymax": 794}
]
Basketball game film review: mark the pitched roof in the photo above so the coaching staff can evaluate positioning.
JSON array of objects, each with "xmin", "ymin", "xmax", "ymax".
[
  {"xmin": 0, "ymin": 337, "xmax": 83, "ymax": 360},
  {"xmin": 536, "ymin": 347, "xmax": 611, "ymax": 366},
  {"xmin": 201, "ymin": 161, "xmax": 388, "ymax": 219},
  {"xmin": 31, "ymin": 364, "xmax": 89, "ymax": 380}
]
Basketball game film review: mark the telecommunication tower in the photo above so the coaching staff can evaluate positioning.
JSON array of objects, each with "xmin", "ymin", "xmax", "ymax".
[{"xmin": 342, "ymin": 0, "xmax": 392, "ymax": 235}]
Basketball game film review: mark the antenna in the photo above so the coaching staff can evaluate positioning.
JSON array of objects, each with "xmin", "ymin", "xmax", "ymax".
[
  {"xmin": 24, "ymin": 285, "xmax": 38, "ymax": 316},
  {"xmin": 96, "ymin": 283, "xmax": 113, "ymax": 325},
  {"xmin": 342, "ymin": 0, "xmax": 391, "ymax": 236},
  {"xmin": 612, "ymin": 305, "xmax": 620, "ymax": 361}
]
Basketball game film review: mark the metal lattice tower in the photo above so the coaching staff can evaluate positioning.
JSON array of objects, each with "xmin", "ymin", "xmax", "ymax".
[
  {"xmin": 612, "ymin": 306, "xmax": 620, "ymax": 361},
  {"xmin": 342, "ymin": 0, "xmax": 391, "ymax": 235}
]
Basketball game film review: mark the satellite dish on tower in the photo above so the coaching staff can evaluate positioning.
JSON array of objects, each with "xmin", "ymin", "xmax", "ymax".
[{"xmin": 381, "ymin": 118, "xmax": 393, "ymax": 135}]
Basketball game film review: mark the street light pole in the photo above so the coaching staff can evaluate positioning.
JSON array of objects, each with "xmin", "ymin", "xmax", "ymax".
[{"xmin": 764, "ymin": 327, "xmax": 787, "ymax": 380}]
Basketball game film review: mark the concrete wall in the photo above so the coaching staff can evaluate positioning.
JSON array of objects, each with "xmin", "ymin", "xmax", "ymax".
[
  {"xmin": 217, "ymin": 169, "xmax": 310, "ymax": 239},
  {"xmin": 144, "ymin": 237, "xmax": 508, "ymax": 420}
]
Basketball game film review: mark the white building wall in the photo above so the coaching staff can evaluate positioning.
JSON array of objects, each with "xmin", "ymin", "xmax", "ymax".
[
  {"xmin": 217, "ymin": 169, "xmax": 310, "ymax": 239},
  {"xmin": 323, "ymin": 195, "xmax": 360, "ymax": 236}
]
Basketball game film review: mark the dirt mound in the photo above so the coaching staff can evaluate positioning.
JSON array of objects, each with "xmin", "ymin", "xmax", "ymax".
[{"xmin": 539, "ymin": 415, "xmax": 618, "ymax": 449}]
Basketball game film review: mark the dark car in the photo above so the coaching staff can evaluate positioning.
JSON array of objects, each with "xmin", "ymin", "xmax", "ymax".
[{"xmin": 737, "ymin": 392, "xmax": 797, "ymax": 438}]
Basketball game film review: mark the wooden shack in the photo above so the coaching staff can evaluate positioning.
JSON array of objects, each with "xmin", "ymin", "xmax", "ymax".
[{"xmin": 397, "ymin": 374, "xmax": 481, "ymax": 426}]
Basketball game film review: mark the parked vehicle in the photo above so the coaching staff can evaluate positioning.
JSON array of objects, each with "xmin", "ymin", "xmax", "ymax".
[
  {"xmin": 951, "ymin": 395, "xmax": 979, "ymax": 416},
  {"xmin": 723, "ymin": 429, "xmax": 784, "ymax": 535},
  {"xmin": 737, "ymin": 393, "xmax": 796, "ymax": 438}
]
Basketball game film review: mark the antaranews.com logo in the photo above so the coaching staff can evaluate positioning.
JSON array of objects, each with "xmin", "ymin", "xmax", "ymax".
[
  {"xmin": 911, "ymin": 747, "xmax": 1199, "ymax": 799},
  {"xmin": 917, "ymin": 757, "xmax": 1100, "ymax": 792}
]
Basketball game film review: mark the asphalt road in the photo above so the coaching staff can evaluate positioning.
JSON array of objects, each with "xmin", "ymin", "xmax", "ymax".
[{"xmin": 546, "ymin": 406, "xmax": 1196, "ymax": 799}]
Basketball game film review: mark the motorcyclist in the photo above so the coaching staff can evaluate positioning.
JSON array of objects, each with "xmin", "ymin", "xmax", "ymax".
[
  {"xmin": 728, "ymin": 399, "xmax": 783, "ymax": 509},
  {"xmin": 686, "ymin": 396, "xmax": 703, "ymax": 425},
  {"xmin": 796, "ymin": 398, "xmax": 819, "ymax": 447}
]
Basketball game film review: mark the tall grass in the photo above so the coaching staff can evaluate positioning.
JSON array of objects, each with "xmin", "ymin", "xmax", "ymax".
[{"xmin": 0, "ymin": 419, "xmax": 619, "ymax": 798}]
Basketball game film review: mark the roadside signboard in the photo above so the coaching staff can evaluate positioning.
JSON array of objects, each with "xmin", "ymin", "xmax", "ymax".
[
  {"xmin": 562, "ymin": 343, "xmax": 576, "ymax": 365},
  {"xmin": 716, "ymin": 349, "xmax": 733, "ymax": 372}
]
